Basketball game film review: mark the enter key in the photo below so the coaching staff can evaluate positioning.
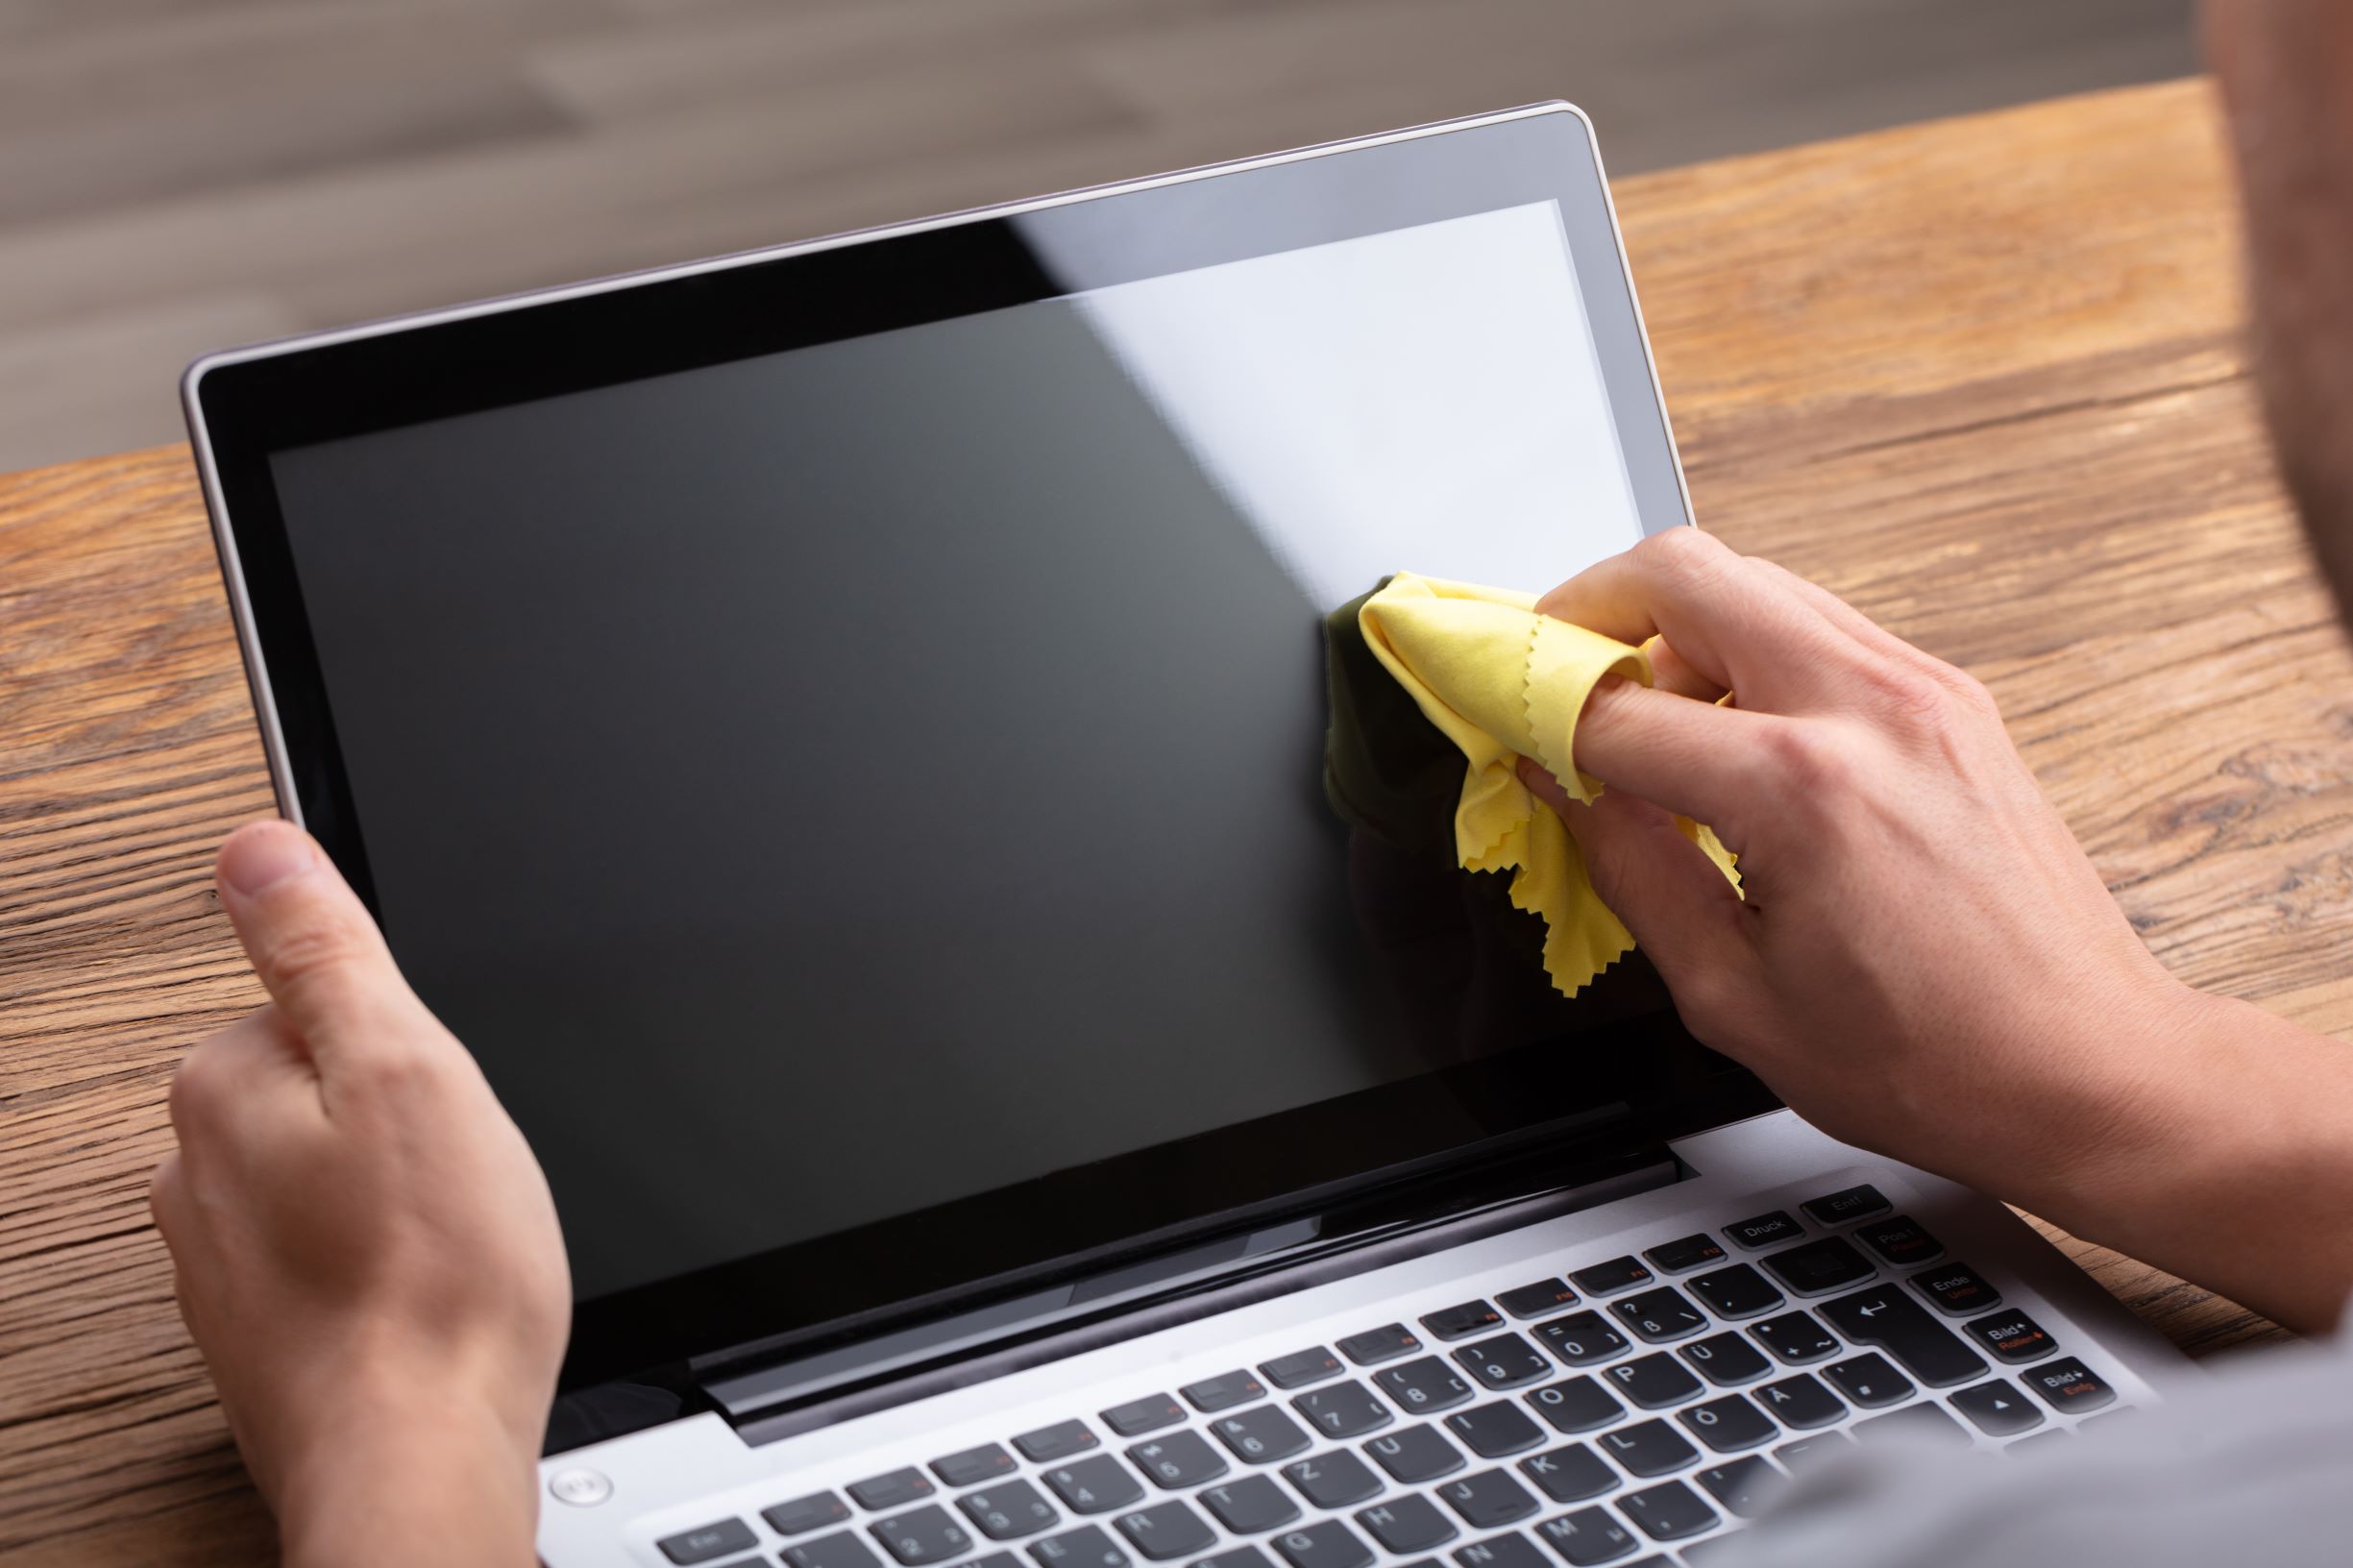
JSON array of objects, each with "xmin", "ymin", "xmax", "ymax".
[{"xmin": 1821, "ymin": 1286, "xmax": 1989, "ymax": 1388}]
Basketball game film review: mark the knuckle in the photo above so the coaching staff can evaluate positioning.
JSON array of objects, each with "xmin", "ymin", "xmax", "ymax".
[
  {"xmin": 258, "ymin": 917, "xmax": 374, "ymax": 999},
  {"xmin": 1760, "ymin": 721, "xmax": 1857, "ymax": 798},
  {"xmin": 167, "ymin": 1041, "xmax": 232, "ymax": 1131},
  {"xmin": 1635, "ymin": 526, "xmax": 1724, "ymax": 579}
]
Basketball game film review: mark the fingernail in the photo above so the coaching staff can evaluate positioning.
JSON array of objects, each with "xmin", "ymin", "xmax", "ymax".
[{"xmin": 219, "ymin": 821, "xmax": 317, "ymax": 895}]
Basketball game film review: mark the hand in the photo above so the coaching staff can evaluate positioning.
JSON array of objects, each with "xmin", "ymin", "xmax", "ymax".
[{"xmin": 150, "ymin": 821, "xmax": 569, "ymax": 1566}]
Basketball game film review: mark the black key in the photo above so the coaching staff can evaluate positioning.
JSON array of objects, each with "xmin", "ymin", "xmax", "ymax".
[
  {"xmin": 1607, "ymin": 1287, "xmax": 1707, "ymax": 1344},
  {"xmin": 1774, "ymin": 1432, "xmax": 1853, "ymax": 1469},
  {"xmin": 1758, "ymin": 1237, "xmax": 1874, "ymax": 1297},
  {"xmin": 2022, "ymin": 1357, "xmax": 2117, "ymax": 1415},
  {"xmin": 1855, "ymin": 1215, "xmax": 1944, "ymax": 1270},
  {"xmin": 1422, "ymin": 1301, "xmax": 1507, "ymax": 1341},
  {"xmin": 2006, "ymin": 1428, "xmax": 2072, "ymax": 1457},
  {"xmin": 1354, "ymin": 1495, "xmax": 1458, "ymax": 1554},
  {"xmin": 767, "ymin": 1493, "xmax": 855, "ymax": 1536},
  {"xmin": 1199, "ymin": 1475, "xmax": 1301, "ymax": 1535},
  {"xmin": 1434, "ymin": 1468, "xmax": 1540, "ymax": 1529},
  {"xmin": 1517, "ymin": 1443, "xmax": 1618, "ymax": 1504},
  {"xmin": 1911, "ymin": 1262, "xmax": 2000, "ymax": 1317},
  {"xmin": 872, "ymin": 1506, "xmax": 976, "ymax": 1566},
  {"xmin": 960, "ymin": 1482, "xmax": 1062, "ymax": 1541},
  {"xmin": 1676, "ymin": 1394, "xmax": 1778, "ymax": 1454},
  {"xmin": 935, "ymin": 1444, "xmax": 1020, "ymax": 1488},
  {"xmin": 1213, "ymin": 1407, "xmax": 1311, "ymax": 1464},
  {"xmin": 1126, "ymin": 1431, "xmax": 1228, "ymax": 1489},
  {"xmin": 1568, "ymin": 1256, "xmax": 1655, "ymax": 1296},
  {"xmin": 1951, "ymin": 1378, "xmax": 2045, "ymax": 1435},
  {"xmin": 1198, "ymin": 1552, "xmax": 1274, "ymax": 1568},
  {"xmin": 1337, "ymin": 1324, "xmax": 1423, "ymax": 1366},
  {"xmin": 1693, "ymin": 1455, "xmax": 1783, "ymax": 1520},
  {"xmin": 1030, "ymin": 1524, "xmax": 1132, "ymax": 1568},
  {"xmin": 1593, "ymin": 1418, "xmax": 1700, "ymax": 1479},
  {"xmin": 1753, "ymin": 1373, "xmax": 1844, "ymax": 1430},
  {"xmin": 1376, "ymin": 1356, "xmax": 1474, "ymax": 1414},
  {"xmin": 1821, "ymin": 1285, "xmax": 1988, "ymax": 1387},
  {"xmin": 1532, "ymin": 1311, "xmax": 1629, "ymax": 1367},
  {"xmin": 1042, "ymin": 1455, "xmax": 1147, "ymax": 1515},
  {"xmin": 1642, "ymin": 1234, "xmax": 1728, "ymax": 1275},
  {"xmin": 1102, "ymin": 1394, "xmax": 1187, "ymax": 1438},
  {"xmin": 1184, "ymin": 1371, "xmax": 1268, "ymax": 1413},
  {"xmin": 1525, "ymin": 1376, "xmax": 1626, "ymax": 1434},
  {"xmin": 1679, "ymin": 1333, "xmax": 1772, "ymax": 1386},
  {"xmin": 1497, "ymin": 1279, "xmax": 1581, "ymax": 1320},
  {"xmin": 1853, "ymin": 1403, "xmax": 1972, "ymax": 1448},
  {"xmin": 1291, "ymin": 1382, "xmax": 1392, "ymax": 1439},
  {"xmin": 1016, "ymin": 1420, "xmax": 1100, "ymax": 1463},
  {"xmin": 1270, "ymin": 1519, "xmax": 1373, "ymax": 1568},
  {"xmin": 1802, "ymin": 1183, "xmax": 1891, "ymax": 1228},
  {"xmin": 1113, "ymin": 1501, "xmax": 1215, "ymax": 1562},
  {"xmin": 1617, "ymin": 1480, "xmax": 1719, "ymax": 1543},
  {"xmin": 787, "ymin": 1531, "xmax": 887, "ymax": 1568},
  {"xmin": 1456, "ymin": 1333, "xmax": 1554, "ymax": 1390},
  {"xmin": 1445, "ymin": 1401, "xmax": 1546, "ymax": 1458},
  {"xmin": 1453, "ymin": 1533, "xmax": 1555, "ymax": 1568},
  {"xmin": 1749, "ymin": 1310, "xmax": 1841, "ymax": 1365},
  {"xmin": 1601, "ymin": 1352, "xmax": 1703, "ymax": 1410},
  {"xmin": 1964, "ymin": 1310, "xmax": 2059, "ymax": 1365},
  {"xmin": 1262, "ymin": 1348, "xmax": 1344, "ymax": 1390},
  {"xmin": 1534, "ymin": 1506, "xmax": 1639, "ymax": 1566},
  {"xmin": 661, "ymin": 1519, "xmax": 760, "ymax": 1565},
  {"xmin": 973, "ymin": 1554, "xmax": 1024, "ymax": 1568},
  {"xmin": 1685, "ymin": 1264, "xmax": 1783, "ymax": 1320},
  {"xmin": 1280, "ymin": 1449, "xmax": 1385, "ymax": 1509},
  {"xmin": 1724, "ymin": 1211, "xmax": 1802, "ymax": 1250},
  {"xmin": 1823, "ymin": 1353, "xmax": 1915, "ymax": 1409},
  {"xmin": 1364, "ymin": 1424, "xmax": 1466, "ymax": 1483},
  {"xmin": 851, "ymin": 1469, "xmax": 939, "ymax": 1512}
]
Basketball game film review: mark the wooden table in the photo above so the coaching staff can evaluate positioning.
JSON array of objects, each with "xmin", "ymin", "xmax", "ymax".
[{"xmin": 0, "ymin": 77, "xmax": 2327, "ymax": 1564}]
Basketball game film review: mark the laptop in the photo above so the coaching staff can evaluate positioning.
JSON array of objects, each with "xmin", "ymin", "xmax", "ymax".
[{"xmin": 182, "ymin": 102, "xmax": 2189, "ymax": 1568}]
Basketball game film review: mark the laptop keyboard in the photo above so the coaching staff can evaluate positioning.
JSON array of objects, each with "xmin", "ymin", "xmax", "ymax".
[{"xmin": 650, "ymin": 1184, "xmax": 2128, "ymax": 1568}]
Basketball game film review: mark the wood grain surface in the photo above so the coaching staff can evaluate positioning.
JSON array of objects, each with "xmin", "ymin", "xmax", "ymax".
[{"xmin": 0, "ymin": 78, "xmax": 2324, "ymax": 1564}]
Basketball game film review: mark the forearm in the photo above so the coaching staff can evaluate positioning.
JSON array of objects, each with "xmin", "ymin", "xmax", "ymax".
[{"xmin": 275, "ymin": 1388, "xmax": 543, "ymax": 1568}]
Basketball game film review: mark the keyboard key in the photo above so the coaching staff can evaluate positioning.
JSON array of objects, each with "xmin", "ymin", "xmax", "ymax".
[
  {"xmin": 1422, "ymin": 1301, "xmax": 1506, "ymax": 1341},
  {"xmin": 1198, "ymin": 1552, "xmax": 1274, "ymax": 1568},
  {"xmin": 1532, "ymin": 1311, "xmax": 1629, "ymax": 1367},
  {"xmin": 1291, "ymin": 1381, "xmax": 1392, "ymax": 1439},
  {"xmin": 1113, "ymin": 1501, "xmax": 1214, "ymax": 1562},
  {"xmin": 766, "ymin": 1493, "xmax": 854, "ymax": 1536},
  {"xmin": 660, "ymin": 1519, "xmax": 760, "ymax": 1565},
  {"xmin": 1642, "ymin": 1234, "xmax": 1728, "ymax": 1275},
  {"xmin": 2022, "ymin": 1357, "xmax": 2117, "ymax": 1415},
  {"xmin": 1951, "ymin": 1378, "xmax": 2045, "ymax": 1435},
  {"xmin": 1518, "ymin": 1440, "xmax": 1620, "ymax": 1502},
  {"xmin": 1686, "ymin": 1264, "xmax": 1783, "ymax": 1320},
  {"xmin": 1964, "ymin": 1310, "xmax": 2058, "ymax": 1365},
  {"xmin": 851, "ymin": 1470, "xmax": 938, "ymax": 1512},
  {"xmin": 934, "ymin": 1444, "xmax": 1019, "ymax": 1488},
  {"xmin": 1354, "ymin": 1495, "xmax": 1458, "ymax": 1554},
  {"xmin": 1693, "ymin": 1455, "xmax": 1783, "ymax": 1520},
  {"xmin": 1213, "ymin": 1407, "xmax": 1311, "ymax": 1463},
  {"xmin": 1364, "ymin": 1424, "xmax": 1466, "ymax": 1483},
  {"xmin": 1568, "ymin": 1256, "xmax": 1655, "ymax": 1296},
  {"xmin": 1030, "ymin": 1524, "xmax": 1132, "ymax": 1568},
  {"xmin": 872, "ymin": 1506, "xmax": 976, "ymax": 1565},
  {"xmin": 1910, "ymin": 1262, "xmax": 2000, "ymax": 1317},
  {"xmin": 1749, "ymin": 1310, "xmax": 1841, "ymax": 1365},
  {"xmin": 1271, "ymin": 1520, "xmax": 1373, "ymax": 1568},
  {"xmin": 1445, "ymin": 1401, "xmax": 1546, "ymax": 1458},
  {"xmin": 1607, "ymin": 1288, "xmax": 1709, "ymax": 1345},
  {"xmin": 1617, "ymin": 1479, "xmax": 1719, "ymax": 1542},
  {"xmin": 1376, "ymin": 1357, "xmax": 1474, "ymax": 1413},
  {"xmin": 1753, "ymin": 1372, "xmax": 1845, "ymax": 1430},
  {"xmin": 1855, "ymin": 1216, "xmax": 1944, "ymax": 1269},
  {"xmin": 1594, "ymin": 1418, "xmax": 1700, "ymax": 1479},
  {"xmin": 1676, "ymin": 1394, "xmax": 1778, "ymax": 1453},
  {"xmin": 1434, "ymin": 1467, "xmax": 1540, "ymax": 1529},
  {"xmin": 1199, "ymin": 1475, "xmax": 1300, "ymax": 1534},
  {"xmin": 1497, "ymin": 1279, "xmax": 1581, "ymax": 1319},
  {"xmin": 787, "ymin": 1531, "xmax": 887, "ymax": 1568},
  {"xmin": 1102, "ymin": 1394, "xmax": 1187, "ymax": 1438},
  {"xmin": 1042, "ymin": 1456, "xmax": 1146, "ymax": 1515},
  {"xmin": 1526, "ymin": 1376, "xmax": 1625, "ymax": 1433},
  {"xmin": 1679, "ymin": 1333, "xmax": 1772, "ymax": 1386},
  {"xmin": 1801, "ymin": 1184, "xmax": 1891, "ymax": 1228},
  {"xmin": 1601, "ymin": 1352, "xmax": 1703, "ymax": 1409},
  {"xmin": 973, "ymin": 1554, "xmax": 1023, "ymax": 1568},
  {"xmin": 1262, "ymin": 1348, "xmax": 1344, "ymax": 1389},
  {"xmin": 960, "ymin": 1482, "xmax": 1062, "ymax": 1540},
  {"xmin": 1456, "ymin": 1333, "xmax": 1553, "ymax": 1390},
  {"xmin": 1453, "ymin": 1533, "xmax": 1554, "ymax": 1568},
  {"xmin": 1774, "ymin": 1432, "xmax": 1853, "ymax": 1469},
  {"xmin": 1823, "ymin": 1353, "xmax": 1915, "ymax": 1409},
  {"xmin": 1337, "ymin": 1324, "xmax": 1423, "ymax": 1366},
  {"xmin": 1820, "ymin": 1285, "xmax": 1988, "ymax": 1387},
  {"xmin": 1758, "ymin": 1236, "xmax": 1874, "ymax": 1297},
  {"xmin": 1016, "ymin": 1420, "xmax": 1100, "ymax": 1463},
  {"xmin": 1280, "ymin": 1450, "xmax": 1384, "ymax": 1509},
  {"xmin": 1724, "ymin": 1211, "xmax": 1802, "ymax": 1250},
  {"xmin": 1183, "ymin": 1371, "xmax": 1268, "ymax": 1413},
  {"xmin": 1126, "ymin": 1431, "xmax": 1228, "ymax": 1489},
  {"xmin": 1534, "ymin": 1506, "xmax": 1639, "ymax": 1565},
  {"xmin": 1853, "ymin": 1403, "xmax": 1972, "ymax": 1448}
]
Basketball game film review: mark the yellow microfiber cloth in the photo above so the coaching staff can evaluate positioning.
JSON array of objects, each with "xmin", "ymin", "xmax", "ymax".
[{"xmin": 1357, "ymin": 573, "xmax": 1740, "ymax": 997}]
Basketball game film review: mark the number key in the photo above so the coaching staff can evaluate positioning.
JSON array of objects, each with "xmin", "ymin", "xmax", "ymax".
[
  {"xmin": 1608, "ymin": 1286, "xmax": 1708, "ymax": 1344},
  {"xmin": 1374, "ymin": 1356, "xmax": 1473, "ymax": 1412},
  {"xmin": 1453, "ymin": 1333, "xmax": 1551, "ymax": 1389}
]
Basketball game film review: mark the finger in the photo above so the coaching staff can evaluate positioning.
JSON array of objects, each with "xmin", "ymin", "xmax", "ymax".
[
  {"xmin": 214, "ymin": 821, "xmax": 426, "ymax": 1060},
  {"xmin": 1644, "ymin": 637, "xmax": 1728, "ymax": 703},
  {"xmin": 1744, "ymin": 558, "xmax": 1950, "ymax": 676},
  {"xmin": 1566, "ymin": 675, "xmax": 1786, "ymax": 837}
]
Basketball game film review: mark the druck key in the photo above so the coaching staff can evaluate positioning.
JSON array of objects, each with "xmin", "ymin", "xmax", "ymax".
[{"xmin": 1819, "ymin": 1286, "xmax": 1988, "ymax": 1387}]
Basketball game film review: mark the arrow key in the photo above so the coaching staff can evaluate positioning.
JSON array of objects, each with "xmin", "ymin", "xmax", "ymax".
[{"xmin": 1950, "ymin": 1378, "xmax": 2045, "ymax": 1436}]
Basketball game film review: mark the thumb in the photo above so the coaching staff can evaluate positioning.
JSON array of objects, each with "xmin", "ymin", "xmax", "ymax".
[{"xmin": 214, "ymin": 820, "xmax": 425, "ymax": 1056}]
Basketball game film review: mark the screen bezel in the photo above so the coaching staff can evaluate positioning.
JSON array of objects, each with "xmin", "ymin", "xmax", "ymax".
[{"xmin": 184, "ymin": 102, "xmax": 1776, "ymax": 1391}]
